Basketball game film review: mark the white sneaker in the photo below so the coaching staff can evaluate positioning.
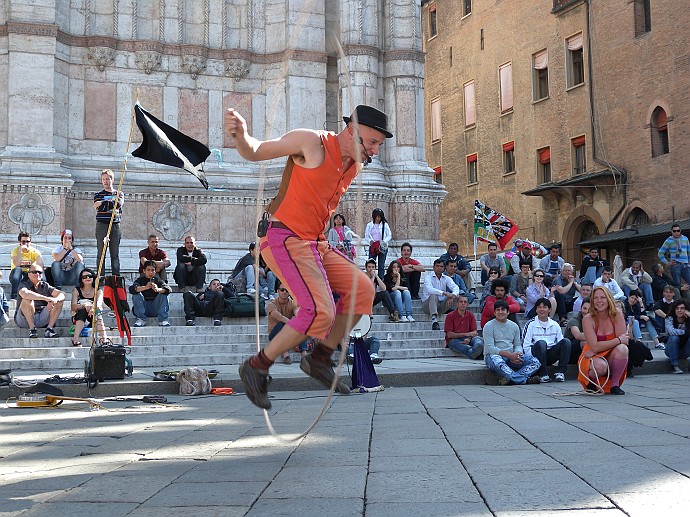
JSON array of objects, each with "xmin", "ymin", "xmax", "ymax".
[
  {"xmin": 655, "ymin": 342, "xmax": 666, "ymax": 350},
  {"xmin": 407, "ymin": 315, "xmax": 415, "ymax": 322},
  {"xmin": 400, "ymin": 315, "xmax": 409, "ymax": 322},
  {"xmin": 554, "ymin": 372, "xmax": 565, "ymax": 382},
  {"xmin": 134, "ymin": 318, "xmax": 145, "ymax": 327},
  {"xmin": 370, "ymin": 353, "xmax": 382, "ymax": 364},
  {"xmin": 540, "ymin": 375, "xmax": 552, "ymax": 383},
  {"xmin": 159, "ymin": 320, "xmax": 170, "ymax": 327},
  {"xmin": 246, "ymin": 287, "xmax": 256, "ymax": 294}
]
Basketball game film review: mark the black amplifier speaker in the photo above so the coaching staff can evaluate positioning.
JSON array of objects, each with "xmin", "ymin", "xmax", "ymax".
[{"xmin": 90, "ymin": 345, "xmax": 126, "ymax": 380}]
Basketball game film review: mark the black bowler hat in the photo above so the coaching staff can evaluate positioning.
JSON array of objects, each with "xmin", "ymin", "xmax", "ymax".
[{"xmin": 343, "ymin": 105, "xmax": 393, "ymax": 138}]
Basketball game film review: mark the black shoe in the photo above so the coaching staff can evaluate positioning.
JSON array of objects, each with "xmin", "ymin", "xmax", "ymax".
[
  {"xmin": 186, "ymin": 319, "xmax": 195, "ymax": 326},
  {"xmin": 526, "ymin": 376, "xmax": 541, "ymax": 385},
  {"xmin": 28, "ymin": 328, "xmax": 37, "ymax": 338},
  {"xmin": 44, "ymin": 327, "xmax": 58, "ymax": 338},
  {"xmin": 238, "ymin": 359, "xmax": 272, "ymax": 409},
  {"xmin": 431, "ymin": 321, "xmax": 440, "ymax": 331},
  {"xmin": 300, "ymin": 354, "xmax": 350, "ymax": 394},
  {"xmin": 411, "ymin": 295, "xmax": 421, "ymax": 300},
  {"xmin": 610, "ymin": 386, "xmax": 625, "ymax": 395},
  {"xmin": 213, "ymin": 319, "xmax": 222, "ymax": 327}
]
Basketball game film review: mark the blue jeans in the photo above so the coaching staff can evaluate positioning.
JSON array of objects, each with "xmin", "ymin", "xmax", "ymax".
[
  {"xmin": 485, "ymin": 353, "xmax": 541, "ymax": 384},
  {"xmin": 582, "ymin": 266, "xmax": 602, "ymax": 285},
  {"xmin": 530, "ymin": 338, "xmax": 572, "ymax": 375},
  {"xmin": 243, "ymin": 265, "xmax": 276, "ymax": 295},
  {"xmin": 664, "ymin": 335, "xmax": 689, "ymax": 366},
  {"xmin": 50, "ymin": 262, "xmax": 84, "ymax": 288},
  {"xmin": 622, "ymin": 282, "xmax": 654, "ymax": 307},
  {"xmin": 132, "ymin": 292, "xmax": 169, "ymax": 322},
  {"xmin": 9, "ymin": 268, "xmax": 27, "ymax": 298},
  {"xmin": 669, "ymin": 263, "xmax": 690, "ymax": 288},
  {"xmin": 369, "ymin": 249, "xmax": 388, "ymax": 279},
  {"xmin": 448, "ymin": 336, "xmax": 484, "ymax": 359},
  {"xmin": 347, "ymin": 336, "xmax": 381, "ymax": 356},
  {"xmin": 269, "ymin": 321, "xmax": 310, "ymax": 351},
  {"xmin": 390, "ymin": 289, "xmax": 412, "ymax": 317},
  {"xmin": 631, "ymin": 319, "xmax": 658, "ymax": 341}
]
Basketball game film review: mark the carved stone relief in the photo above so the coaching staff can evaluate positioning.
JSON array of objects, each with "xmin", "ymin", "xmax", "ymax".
[
  {"xmin": 182, "ymin": 54, "xmax": 207, "ymax": 79},
  {"xmin": 8, "ymin": 193, "xmax": 55, "ymax": 236},
  {"xmin": 225, "ymin": 58, "xmax": 250, "ymax": 80},
  {"xmin": 135, "ymin": 50, "xmax": 162, "ymax": 74},
  {"xmin": 152, "ymin": 201, "xmax": 193, "ymax": 241},
  {"xmin": 87, "ymin": 46, "xmax": 115, "ymax": 71}
]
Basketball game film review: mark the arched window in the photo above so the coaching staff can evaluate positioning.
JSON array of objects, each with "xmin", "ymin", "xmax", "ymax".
[
  {"xmin": 580, "ymin": 221, "xmax": 599, "ymax": 242},
  {"xmin": 651, "ymin": 107, "xmax": 669, "ymax": 157},
  {"xmin": 624, "ymin": 208, "xmax": 650, "ymax": 228}
]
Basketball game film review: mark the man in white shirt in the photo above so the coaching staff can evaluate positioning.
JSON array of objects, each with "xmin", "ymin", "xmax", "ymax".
[
  {"xmin": 593, "ymin": 266, "xmax": 626, "ymax": 301},
  {"xmin": 422, "ymin": 259, "xmax": 459, "ymax": 330},
  {"xmin": 619, "ymin": 260, "xmax": 654, "ymax": 307},
  {"xmin": 522, "ymin": 298, "xmax": 572, "ymax": 383}
]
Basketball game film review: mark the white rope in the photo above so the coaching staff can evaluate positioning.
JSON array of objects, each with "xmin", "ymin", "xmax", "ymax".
[{"xmin": 552, "ymin": 352, "xmax": 610, "ymax": 397}]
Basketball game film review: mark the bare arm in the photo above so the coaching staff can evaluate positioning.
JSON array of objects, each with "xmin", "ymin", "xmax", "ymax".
[
  {"xmin": 583, "ymin": 311, "xmax": 628, "ymax": 354},
  {"xmin": 224, "ymin": 109, "xmax": 325, "ymax": 167}
]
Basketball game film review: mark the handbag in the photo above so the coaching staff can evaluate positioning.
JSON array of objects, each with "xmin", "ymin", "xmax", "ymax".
[{"xmin": 224, "ymin": 293, "xmax": 266, "ymax": 317}]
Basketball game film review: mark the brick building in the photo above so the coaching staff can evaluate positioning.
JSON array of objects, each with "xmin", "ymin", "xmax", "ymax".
[{"xmin": 422, "ymin": 0, "xmax": 689, "ymax": 270}]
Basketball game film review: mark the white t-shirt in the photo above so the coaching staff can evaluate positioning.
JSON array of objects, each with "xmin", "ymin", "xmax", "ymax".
[{"xmin": 53, "ymin": 245, "xmax": 83, "ymax": 271}]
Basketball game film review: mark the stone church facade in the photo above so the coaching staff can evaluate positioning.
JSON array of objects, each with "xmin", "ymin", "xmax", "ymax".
[{"xmin": 0, "ymin": 0, "xmax": 445, "ymax": 276}]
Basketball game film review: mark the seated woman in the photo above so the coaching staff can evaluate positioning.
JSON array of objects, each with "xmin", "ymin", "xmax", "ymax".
[
  {"xmin": 578, "ymin": 286, "xmax": 629, "ymax": 394},
  {"xmin": 384, "ymin": 261, "xmax": 414, "ymax": 322},
  {"xmin": 665, "ymin": 299, "xmax": 690, "ymax": 375},
  {"xmin": 70, "ymin": 268, "xmax": 108, "ymax": 347},
  {"xmin": 525, "ymin": 268, "xmax": 557, "ymax": 319},
  {"xmin": 51, "ymin": 229, "xmax": 84, "ymax": 289},
  {"xmin": 480, "ymin": 268, "xmax": 500, "ymax": 309},
  {"xmin": 327, "ymin": 213, "xmax": 358, "ymax": 260},
  {"xmin": 623, "ymin": 289, "xmax": 664, "ymax": 350}
]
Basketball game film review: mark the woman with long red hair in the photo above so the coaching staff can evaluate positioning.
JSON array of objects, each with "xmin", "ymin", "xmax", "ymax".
[{"xmin": 578, "ymin": 286, "xmax": 629, "ymax": 394}]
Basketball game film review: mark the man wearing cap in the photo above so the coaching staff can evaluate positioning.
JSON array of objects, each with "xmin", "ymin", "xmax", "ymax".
[
  {"xmin": 510, "ymin": 241, "xmax": 539, "ymax": 274},
  {"xmin": 225, "ymin": 104, "xmax": 391, "ymax": 409}
]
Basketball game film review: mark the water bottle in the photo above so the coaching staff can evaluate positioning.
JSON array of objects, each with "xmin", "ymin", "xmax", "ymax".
[{"xmin": 387, "ymin": 332, "xmax": 392, "ymax": 341}]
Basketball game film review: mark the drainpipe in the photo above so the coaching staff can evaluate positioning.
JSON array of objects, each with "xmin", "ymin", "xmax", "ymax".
[{"xmin": 585, "ymin": 0, "xmax": 627, "ymax": 232}]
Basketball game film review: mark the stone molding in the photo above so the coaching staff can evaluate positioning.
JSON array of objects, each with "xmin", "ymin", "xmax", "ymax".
[
  {"xmin": 2, "ymin": 184, "xmax": 71, "ymax": 196},
  {"xmin": 383, "ymin": 49, "xmax": 425, "ymax": 63},
  {"xmin": 6, "ymin": 22, "xmax": 58, "ymax": 38},
  {"xmin": 342, "ymin": 44, "xmax": 381, "ymax": 59},
  {"xmin": 68, "ymin": 190, "xmax": 273, "ymax": 206}
]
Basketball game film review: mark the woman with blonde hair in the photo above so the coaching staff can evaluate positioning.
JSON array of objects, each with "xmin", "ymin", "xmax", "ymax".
[{"xmin": 578, "ymin": 286, "xmax": 629, "ymax": 394}]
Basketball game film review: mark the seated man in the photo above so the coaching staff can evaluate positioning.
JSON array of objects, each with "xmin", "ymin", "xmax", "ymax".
[
  {"xmin": 444, "ymin": 259, "xmax": 475, "ymax": 305},
  {"xmin": 347, "ymin": 334, "xmax": 383, "ymax": 364},
  {"xmin": 552, "ymin": 263, "xmax": 581, "ymax": 324},
  {"xmin": 573, "ymin": 283, "xmax": 592, "ymax": 313},
  {"xmin": 50, "ymin": 229, "xmax": 85, "ymax": 289},
  {"xmin": 444, "ymin": 294, "xmax": 484, "ymax": 359},
  {"xmin": 483, "ymin": 300, "xmax": 541, "ymax": 385},
  {"xmin": 422, "ymin": 259, "xmax": 459, "ymax": 331},
  {"xmin": 230, "ymin": 242, "xmax": 276, "ymax": 297},
  {"xmin": 130, "ymin": 260, "xmax": 171, "ymax": 327},
  {"xmin": 397, "ymin": 242, "xmax": 425, "ymax": 299},
  {"xmin": 365, "ymin": 259, "xmax": 398, "ymax": 322},
  {"xmin": 579, "ymin": 246, "xmax": 609, "ymax": 285},
  {"xmin": 9, "ymin": 232, "xmax": 44, "ymax": 300},
  {"xmin": 173, "ymin": 235, "xmax": 207, "ymax": 293},
  {"xmin": 509, "ymin": 261, "xmax": 533, "ymax": 310},
  {"xmin": 480, "ymin": 242, "xmax": 506, "ymax": 285},
  {"xmin": 522, "ymin": 298, "xmax": 572, "ymax": 383},
  {"xmin": 184, "ymin": 278, "xmax": 225, "ymax": 327},
  {"xmin": 481, "ymin": 277, "xmax": 521, "ymax": 327},
  {"xmin": 593, "ymin": 266, "xmax": 626, "ymax": 301},
  {"xmin": 654, "ymin": 285, "xmax": 680, "ymax": 331},
  {"xmin": 266, "ymin": 284, "xmax": 310, "ymax": 364},
  {"xmin": 439, "ymin": 242, "xmax": 473, "ymax": 291},
  {"xmin": 564, "ymin": 298, "xmax": 590, "ymax": 364},
  {"xmin": 651, "ymin": 263, "xmax": 686, "ymax": 302},
  {"xmin": 539, "ymin": 244, "xmax": 565, "ymax": 279},
  {"xmin": 510, "ymin": 241, "xmax": 539, "ymax": 275},
  {"xmin": 15, "ymin": 263, "xmax": 65, "ymax": 338},
  {"xmin": 620, "ymin": 261, "xmax": 654, "ymax": 307},
  {"xmin": 139, "ymin": 234, "xmax": 171, "ymax": 282}
]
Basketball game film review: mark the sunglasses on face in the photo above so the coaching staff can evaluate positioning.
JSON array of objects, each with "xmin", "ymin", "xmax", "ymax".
[
  {"xmin": 81, "ymin": 274, "xmax": 94, "ymax": 279},
  {"xmin": 534, "ymin": 274, "xmax": 544, "ymax": 278},
  {"xmin": 489, "ymin": 271, "xmax": 499, "ymax": 275},
  {"xmin": 672, "ymin": 229, "xmax": 681, "ymax": 233},
  {"xmin": 29, "ymin": 270, "xmax": 42, "ymax": 275},
  {"xmin": 21, "ymin": 240, "xmax": 31, "ymax": 244}
]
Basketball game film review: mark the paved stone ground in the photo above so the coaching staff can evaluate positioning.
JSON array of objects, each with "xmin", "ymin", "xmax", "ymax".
[{"xmin": 1, "ymin": 374, "xmax": 689, "ymax": 517}]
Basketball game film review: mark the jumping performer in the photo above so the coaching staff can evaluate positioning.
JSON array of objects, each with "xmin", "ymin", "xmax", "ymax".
[{"xmin": 224, "ymin": 105, "xmax": 392, "ymax": 409}]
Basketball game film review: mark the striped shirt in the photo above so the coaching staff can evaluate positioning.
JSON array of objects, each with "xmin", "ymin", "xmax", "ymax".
[
  {"xmin": 658, "ymin": 235, "xmax": 690, "ymax": 265},
  {"xmin": 94, "ymin": 189, "xmax": 124, "ymax": 223}
]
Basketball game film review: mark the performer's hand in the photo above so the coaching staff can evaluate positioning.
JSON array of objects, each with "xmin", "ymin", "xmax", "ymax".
[{"xmin": 224, "ymin": 108, "xmax": 247, "ymax": 138}]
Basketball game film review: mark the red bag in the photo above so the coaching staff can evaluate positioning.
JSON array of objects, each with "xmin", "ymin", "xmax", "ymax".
[{"xmin": 369, "ymin": 241, "xmax": 381, "ymax": 256}]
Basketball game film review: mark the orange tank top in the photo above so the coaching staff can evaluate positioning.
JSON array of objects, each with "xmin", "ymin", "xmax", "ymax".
[{"xmin": 269, "ymin": 132, "xmax": 357, "ymax": 241}]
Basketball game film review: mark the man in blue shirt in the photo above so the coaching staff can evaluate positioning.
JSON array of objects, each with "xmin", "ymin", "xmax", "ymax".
[{"xmin": 658, "ymin": 224, "xmax": 690, "ymax": 288}]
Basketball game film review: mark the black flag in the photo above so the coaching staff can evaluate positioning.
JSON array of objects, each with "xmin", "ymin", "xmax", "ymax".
[{"xmin": 131, "ymin": 104, "xmax": 211, "ymax": 189}]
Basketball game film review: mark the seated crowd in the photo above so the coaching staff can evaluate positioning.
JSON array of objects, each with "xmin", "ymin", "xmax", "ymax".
[{"xmin": 3, "ymin": 223, "xmax": 689, "ymax": 384}]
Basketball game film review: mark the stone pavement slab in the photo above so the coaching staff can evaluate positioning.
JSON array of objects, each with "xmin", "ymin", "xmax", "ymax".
[{"xmin": 1, "ymin": 375, "xmax": 688, "ymax": 516}]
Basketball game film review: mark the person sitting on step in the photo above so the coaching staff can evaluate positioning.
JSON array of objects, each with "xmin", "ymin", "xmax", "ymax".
[
  {"xmin": 70, "ymin": 267, "xmax": 109, "ymax": 347},
  {"xmin": 130, "ymin": 260, "xmax": 171, "ymax": 327},
  {"xmin": 444, "ymin": 294, "xmax": 484, "ymax": 359},
  {"xmin": 365, "ymin": 259, "xmax": 398, "ymax": 322},
  {"xmin": 422, "ymin": 259, "xmax": 459, "ymax": 331},
  {"xmin": 183, "ymin": 278, "xmax": 226, "ymax": 327}
]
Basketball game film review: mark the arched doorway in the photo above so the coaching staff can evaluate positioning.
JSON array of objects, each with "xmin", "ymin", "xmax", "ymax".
[{"xmin": 562, "ymin": 208, "xmax": 606, "ymax": 267}]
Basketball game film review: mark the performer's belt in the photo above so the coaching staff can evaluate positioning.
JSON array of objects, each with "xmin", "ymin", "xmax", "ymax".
[{"xmin": 268, "ymin": 221, "xmax": 292, "ymax": 231}]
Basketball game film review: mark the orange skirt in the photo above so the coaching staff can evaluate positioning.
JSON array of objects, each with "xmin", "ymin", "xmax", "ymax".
[{"xmin": 577, "ymin": 343, "xmax": 627, "ymax": 393}]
